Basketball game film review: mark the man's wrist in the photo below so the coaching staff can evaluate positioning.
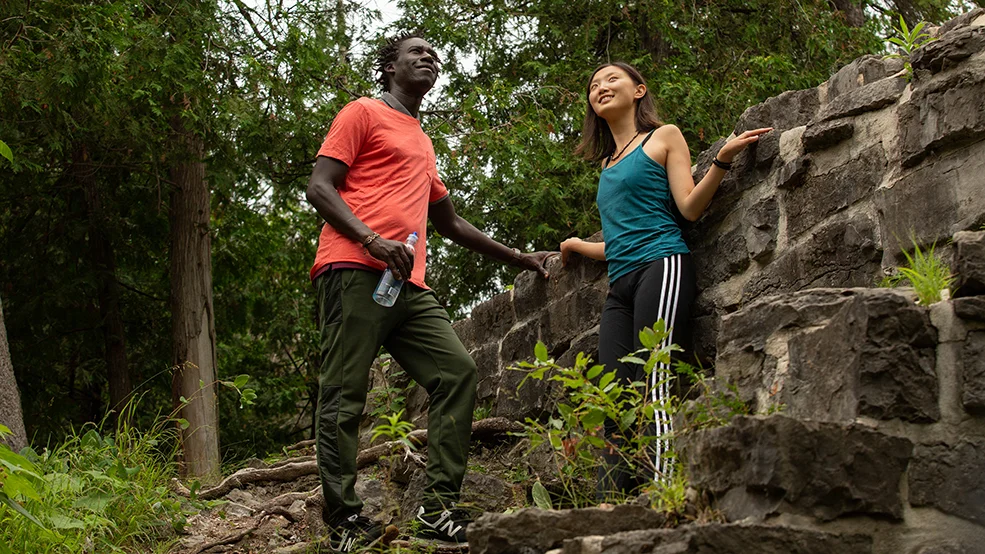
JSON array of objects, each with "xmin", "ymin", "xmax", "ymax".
[
  {"xmin": 362, "ymin": 232, "xmax": 381, "ymax": 248},
  {"xmin": 510, "ymin": 248, "xmax": 523, "ymax": 266}
]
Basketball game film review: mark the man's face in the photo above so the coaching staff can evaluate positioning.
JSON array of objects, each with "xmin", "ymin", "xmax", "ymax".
[{"xmin": 387, "ymin": 37, "xmax": 439, "ymax": 94}]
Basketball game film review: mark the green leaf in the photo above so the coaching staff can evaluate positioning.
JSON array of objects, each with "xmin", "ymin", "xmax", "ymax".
[
  {"xmin": 534, "ymin": 341, "xmax": 548, "ymax": 363},
  {"xmin": 81, "ymin": 429, "xmax": 102, "ymax": 450},
  {"xmin": 0, "ymin": 140, "xmax": 12, "ymax": 163},
  {"xmin": 582, "ymin": 408, "xmax": 606, "ymax": 429},
  {"xmin": 4, "ymin": 473, "xmax": 41, "ymax": 501},
  {"xmin": 620, "ymin": 356, "xmax": 647, "ymax": 366},
  {"xmin": 177, "ymin": 419, "xmax": 190, "ymax": 430},
  {"xmin": 0, "ymin": 424, "xmax": 10, "ymax": 437},
  {"xmin": 639, "ymin": 328, "xmax": 657, "ymax": 350},
  {"xmin": 0, "ymin": 447, "xmax": 39, "ymax": 476},
  {"xmin": 585, "ymin": 364, "xmax": 604, "ymax": 380},
  {"xmin": 233, "ymin": 374, "xmax": 250, "ymax": 389},
  {"xmin": 73, "ymin": 491, "xmax": 114, "ymax": 512},
  {"xmin": 49, "ymin": 514, "xmax": 87, "ymax": 529},
  {"xmin": 531, "ymin": 481, "xmax": 553, "ymax": 510},
  {"xmin": 0, "ymin": 492, "xmax": 46, "ymax": 529},
  {"xmin": 598, "ymin": 371, "xmax": 616, "ymax": 390},
  {"xmin": 619, "ymin": 407, "xmax": 638, "ymax": 431}
]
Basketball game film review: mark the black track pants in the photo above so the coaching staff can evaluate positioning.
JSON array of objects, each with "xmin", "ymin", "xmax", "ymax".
[{"xmin": 596, "ymin": 253, "xmax": 696, "ymax": 501}]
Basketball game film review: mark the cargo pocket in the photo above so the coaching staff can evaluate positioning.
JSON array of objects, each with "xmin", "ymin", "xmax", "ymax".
[{"xmin": 317, "ymin": 270, "xmax": 345, "ymax": 329}]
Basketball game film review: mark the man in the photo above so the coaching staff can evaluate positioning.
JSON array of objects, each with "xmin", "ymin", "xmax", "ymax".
[{"xmin": 305, "ymin": 33, "xmax": 552, "ymax": 551}]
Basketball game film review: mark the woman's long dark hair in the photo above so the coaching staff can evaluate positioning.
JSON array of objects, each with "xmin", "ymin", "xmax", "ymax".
[{"xmin": 574, "ymin": 62, "xmax": 663, "ymax": 162}]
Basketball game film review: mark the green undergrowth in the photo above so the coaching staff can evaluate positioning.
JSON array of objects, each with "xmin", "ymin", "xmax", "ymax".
[
  {"xmin": 514, "ymin": 322, "xmax": 747, "ymax": 520},
  {"xmin": 0, "ymin": 398, "xmax": 189, "ymax": 553},
  {"xmin": 880, "ymin": 236, "xmax": 953, "ymax": 305}
]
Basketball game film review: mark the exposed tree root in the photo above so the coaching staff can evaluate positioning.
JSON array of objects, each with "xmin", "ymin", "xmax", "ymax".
[
  {"xmin": 260, "ymin": 486, "xmax": 321, "ymax": 511},
  {"xmin": 189, "ymin": 514, "xmax": 266, "ymax": 554},
  {"xmin": 176, "ymin": 417, "xmax": 524, "ymax": 501},
  {"xmin": 283, "ymin": 439, "xmax": 315, "ymax": 452},
  {"xmin": 179, "ymin": 461, "xmax": 319, "ymax": 500},
  {"xmin": 266, "ymin": 455, "xmax": 315, "ymax": 469}
]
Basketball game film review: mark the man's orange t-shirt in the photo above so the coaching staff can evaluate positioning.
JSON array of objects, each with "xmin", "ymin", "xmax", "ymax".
[{"xmin": 310, "ymin": 97, "xmax": 449, "ymax": 289}]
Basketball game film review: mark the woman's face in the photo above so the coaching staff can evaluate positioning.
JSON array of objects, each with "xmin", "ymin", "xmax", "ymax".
[{"xmin": 587, "ymin": 65, "xmax": 644, "ymax": 119}]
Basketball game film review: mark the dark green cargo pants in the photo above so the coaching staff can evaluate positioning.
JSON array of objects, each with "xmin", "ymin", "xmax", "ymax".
[{"xmin": 315, "ymin": 269, "xmax": 477, "ymax": 523}]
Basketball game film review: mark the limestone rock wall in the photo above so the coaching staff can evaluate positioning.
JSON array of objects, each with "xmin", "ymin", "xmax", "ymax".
[{"xmin": 423, "ymin": 9, "xmax": 985, "ymax": 427}]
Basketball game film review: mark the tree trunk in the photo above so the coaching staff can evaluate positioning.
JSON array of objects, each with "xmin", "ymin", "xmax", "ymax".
[
  {"xmin": 77, "ymin": 145, "xmax": 133, "ymax": 420},
  {"xmin": 0, "ymin": 298, "xmax": 27, "ymax": 452},
  {"xmin": 831, "ymin": 0, "xmax": 866, "ymax": 27},
  {"xmin": 169, "ymin": 126, "xmax": 220, "ymax": 481}
]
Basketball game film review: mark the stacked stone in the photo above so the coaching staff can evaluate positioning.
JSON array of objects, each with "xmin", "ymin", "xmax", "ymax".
[{"xmin": 461, "ymin": 9, "xmax": 985, "ymax": 554}]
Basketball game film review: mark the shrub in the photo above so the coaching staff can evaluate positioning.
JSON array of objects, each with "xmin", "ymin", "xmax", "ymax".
[{"xmin": 0, "ymin": 398, "xmax": 186, "ymax": 553}]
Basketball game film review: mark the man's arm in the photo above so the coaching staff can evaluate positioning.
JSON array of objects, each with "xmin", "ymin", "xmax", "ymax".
[
  {"xmin": 305, "ymin": 156, "xmax": 416, "ymax": 279},
  {"xmin": 428, "ymin": 196, "xmax": 553, "ymax": 278}
]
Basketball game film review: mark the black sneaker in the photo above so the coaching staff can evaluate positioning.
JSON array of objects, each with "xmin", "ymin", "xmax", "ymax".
[
  {"xmin": 328, "ymin": 514, "xmax": 396, "ymax": 552},
  {"xmin": 413, "ymin": 504, "xmax": 470, "ymax": 544}
]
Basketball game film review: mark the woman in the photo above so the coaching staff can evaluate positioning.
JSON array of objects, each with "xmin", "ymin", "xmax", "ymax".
[{"xmin": 560, "ymin": 62, "xmax": 770, "ymax": 500}]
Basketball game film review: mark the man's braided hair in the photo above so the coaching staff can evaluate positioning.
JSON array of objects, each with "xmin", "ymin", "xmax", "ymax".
[{"xmin": 374, "ymin": 31, "xmax": 439, "ymax": 92}]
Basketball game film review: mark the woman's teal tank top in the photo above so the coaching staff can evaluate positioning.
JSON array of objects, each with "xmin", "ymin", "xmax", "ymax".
[{"xmin": 597, "ymin": 131, "xmax": 690, "ymax": 283}]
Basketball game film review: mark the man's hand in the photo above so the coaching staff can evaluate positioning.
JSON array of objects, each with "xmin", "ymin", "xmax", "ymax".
[
  {"xmin": 515, "ymin": 251, "xmax": 556, "ymax": 279},
  {"xmin": 366, "ymin": 238, "xmax": 415, "ymax": 280}
]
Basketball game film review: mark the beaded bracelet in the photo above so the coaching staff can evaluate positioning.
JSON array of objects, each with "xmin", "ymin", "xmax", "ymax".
[{"xmin": 362, "ymin": 232, "xmax": 381, "ymax": 248}]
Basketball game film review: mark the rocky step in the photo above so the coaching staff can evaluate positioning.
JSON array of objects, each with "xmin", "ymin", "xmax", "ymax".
[
  {"xmin": 714, "ymin": 287, "xmax": 941, "ymax": 423},
  {"xmin": 680, "ymin": 414, "xmax": 985, "ymax": 554},
  {"xmin": 552, "ymin": 523, "xmax": 871, "ymax": 554},
  {"xmin": 468, "ymin": 508, "xmax": 871, "ymax": 554},
  {"xmin": 681, "ymin": 414, "xmax": 913, "ymax": 522}
]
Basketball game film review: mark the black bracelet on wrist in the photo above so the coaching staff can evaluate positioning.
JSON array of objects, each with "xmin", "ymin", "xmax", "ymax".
[{"xmin": 712, "ymin": 157, "xmax": 733, "ymax": 171}]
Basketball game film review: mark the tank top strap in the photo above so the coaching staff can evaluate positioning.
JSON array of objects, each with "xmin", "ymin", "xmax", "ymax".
[{"xmin": 639, "ymin": 128, "xmax": 657, "ymax": 148}]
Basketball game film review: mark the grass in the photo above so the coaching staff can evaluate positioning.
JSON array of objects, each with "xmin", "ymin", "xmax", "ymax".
[
  {"xmin": 879, "ymin": 236, "xmax": 953, "ymax": 305},
  {"xmin": 0, "ymin": 397, "xmax": 187, "ymax": 553}
]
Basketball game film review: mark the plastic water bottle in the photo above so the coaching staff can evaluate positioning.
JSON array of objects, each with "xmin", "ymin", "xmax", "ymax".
[{"xmin": 372, "ymin": 232, "xmax": 418, "ymax": 307}]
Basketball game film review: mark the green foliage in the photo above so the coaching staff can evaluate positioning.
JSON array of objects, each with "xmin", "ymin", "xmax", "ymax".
[
  {"xmin": 0, "ymin": 140, "xmax": 12, "ymax": 164},
  {"xmin": 0, "ymin": 401, "xmax": 185, "ymax": 553},
  {"xmin": 366, "ymin": 356, "xmax": 412, "ymax": 421},
  {"xmin": 371, "ymin": 410, "xmax": 417, "ymax": 450},
  {"xmin": 531, "ymin": 480, "xmax": 553, "ymax": 510},
  {"xmin": 0, "ymin": 0, "xmax": 374, "ymax": 460},
  {"xmin": 473, "ymin": 402, "xmax": 493, "ymax": 422},
  {"xmin": 885, "ymin": 15, "xmax": 937, "ymax": 78},
  {"xmin": 879, "ymin": 236, "xmax": 954, "ymax": 305},
  {"xmin": 516, "ymin": 322, "xmax": 751, "ymax": 511},
  {"xmin": 219, "ymin": 374, "xmax": 258, "ymax": 409},
  {"xmin": 672, "ymin": 361, "xmax": 750, "ymax": 431},
  {"xmin": 515, "ymin": 323, "xmax": 681, "ymax": 508}
]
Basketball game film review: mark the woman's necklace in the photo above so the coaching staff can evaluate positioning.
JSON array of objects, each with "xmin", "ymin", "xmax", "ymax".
[{"xmin": 610, "ymin": 130, "xmax": 641, "ymax": 162}]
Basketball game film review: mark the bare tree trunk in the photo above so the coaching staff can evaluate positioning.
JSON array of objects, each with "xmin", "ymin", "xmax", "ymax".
[
  {"xmin": 831, "ymin": 0, "xmax": 866, "ymax": 27},
  {"xmin": 77, "ymin": 145, "xmax": 133, "ymax": 420},
  {"xmin": 0, "ymin": 298, "xmax": 27, "ymax": 452},
  {"xmin": 169, "ymin": 126, "xmax": 220, "ymax": 481}
]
